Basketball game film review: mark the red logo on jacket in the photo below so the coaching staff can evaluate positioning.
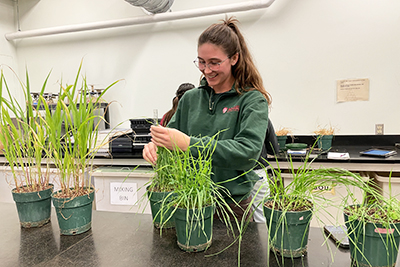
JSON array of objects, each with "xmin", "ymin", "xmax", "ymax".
[{"xmin": 223, "ymin": 105, "xmax": 240, "ymax": 114}]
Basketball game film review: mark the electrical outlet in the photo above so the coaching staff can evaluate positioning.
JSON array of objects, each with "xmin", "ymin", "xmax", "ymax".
[{"xmin": 375, "ymin": 124, "xmax": 384, "ymax": 135}]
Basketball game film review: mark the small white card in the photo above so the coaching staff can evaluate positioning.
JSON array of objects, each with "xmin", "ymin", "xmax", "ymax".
[{"xmin": 327, "ymin": 152, "xmax": 350, "ymax": 160}]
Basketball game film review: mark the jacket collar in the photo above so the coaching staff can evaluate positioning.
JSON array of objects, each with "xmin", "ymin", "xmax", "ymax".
[{"xmin": 199, "ymin": 77, "xmax": 239, "ymax": 96}]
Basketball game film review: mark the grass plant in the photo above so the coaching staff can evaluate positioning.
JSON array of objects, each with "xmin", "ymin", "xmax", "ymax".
[
  {"xmin": 148, "ymin": 146, "xmax": 180, "ymax": 192},
  {"xmin": 275, "ymin": 127, "xmax": 292, "ymax": 137},
  {"xmin": 151, "ymin": 133, "xmax": 241, "ymax": 251},
  {"xmin": 168, "ymin": 139, "xmax": 218, "ymax": 250},
  {"xmin": 41, "ymin": 62, "xmax": 119, "ymax": 198},
  {"xmin": 252, "ymin": 142, "xmax": 374, "ymax": 264},
  {"xmin": 313, "ymin": 124, "xmax": 337, "ymax": 136},
  {"xmin": 0, "ymin": 68, "xmax": 52, "ymax": 193}
]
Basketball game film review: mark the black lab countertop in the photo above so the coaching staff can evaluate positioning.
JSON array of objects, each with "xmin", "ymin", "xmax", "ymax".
[{"xmin": 0, "ymin": 202, "xmax": 364, "ymax": 267}]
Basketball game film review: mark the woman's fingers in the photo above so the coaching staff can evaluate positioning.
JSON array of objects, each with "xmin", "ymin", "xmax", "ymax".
[
  {"xmin": 150, "ymin": 125, "xmax": 189, "ymax": 151},
  {"xmin": 142, "ymin": 142, "xmax": 157, "ymax": 165}
]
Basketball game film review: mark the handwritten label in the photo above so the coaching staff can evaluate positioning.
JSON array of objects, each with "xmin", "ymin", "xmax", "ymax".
[{"xmin": 110, "ymin": 182, "xmax": 137, "ymax": 205}]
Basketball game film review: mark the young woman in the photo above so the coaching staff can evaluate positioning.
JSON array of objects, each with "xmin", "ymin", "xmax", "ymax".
[{"xmin": 143, "ymin": 17, "xmax": 272, "ymax": 221}]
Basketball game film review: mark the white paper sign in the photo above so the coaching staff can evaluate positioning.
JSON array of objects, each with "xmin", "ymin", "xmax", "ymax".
[
  {"xmin": 110, "ymin": 182, "xmax": 137, "ymax": 205},
  {"xmin": 336, "ymin": 78, "xmax": 369, "ymax": 102}
]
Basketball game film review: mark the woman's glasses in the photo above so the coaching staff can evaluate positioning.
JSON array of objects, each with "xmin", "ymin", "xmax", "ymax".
[{"xmin": 193, "ymin": 57, "xmax": 230, "ymax": 71}]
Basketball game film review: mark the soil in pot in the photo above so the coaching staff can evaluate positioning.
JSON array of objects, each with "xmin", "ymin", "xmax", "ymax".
[
  {"xmin": 174, "ymin": 205, "xmax": 214, "ymax": 252},
  {"xmin": 12, "ymin": 184, "xmax": 54, "ymax": 228},
  {"xmin": 264, "ymin": 198, "xmax": 313, "ymax": 258},
  {"xmin": 52, "ymin": 188, "xmax": 94, "ymax": 235}
]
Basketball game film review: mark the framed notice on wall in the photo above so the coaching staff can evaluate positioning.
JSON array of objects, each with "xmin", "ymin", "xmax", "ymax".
[{"xmin": 336, "ymin": 78, "xmax": 369, "ymax": 103}]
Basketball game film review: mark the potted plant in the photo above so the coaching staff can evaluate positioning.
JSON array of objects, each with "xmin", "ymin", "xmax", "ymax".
[
  {"xmin": 41, "ymin": 63, "xmax": 118, "ymax": 235},
  {"xmin": 133, "ymin": 117, "xmax": 179, "ymax": 229},
  {"xmin": 275, "ymin": 127, "xmax": 292, "ymax": 151},
  {"xmin": 343, "ymin": 173, "xmax": 400, "ymax": 267},
  {"xmin": 146, "ymin": 145, "xmax": 180, "ymax": 229},
  {"xmin": 0, "ymin": 69, "xmax": 54, "ymax": 228},
  {"xmin": 262, "ymin": 148, "xmax": 367, "ymax": 259},
  {"xmin": 155, "ymin": 134, "xmax": 238, "ymax": 252},
  {"xmin": 313, "ymin": 124, "xmax": 337, "ymax": 151}
]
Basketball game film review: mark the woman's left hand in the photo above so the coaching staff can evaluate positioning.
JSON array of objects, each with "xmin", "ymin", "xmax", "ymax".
[{"xmin": 150, "ymin": 125, "xmax": 190, "ymax": 151}]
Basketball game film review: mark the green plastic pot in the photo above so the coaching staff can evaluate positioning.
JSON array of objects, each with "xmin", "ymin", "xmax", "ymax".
[
  {"xmin": 317, "ymin": 135, "xmax": 333, "ymax": 151},
  {"xmin": 263, "ymin": 199, "xmax": 313, "ymax": 258},
  {"xmin": 12, "ymin": 184, "xmax": 54, "ymax": 228},
  {"xmin": 174, "ymin": 205, "xmax": 214, "ymax": 252},
  {"xmin": 276, "ymin": 136, "xmax": 287, "ymax": 151},
  {"xmin": 344, "ymin": 211, "xmax": 400, "ymax": 267},
  {"xmin": 147, "ymin": 187, "xmax": 175, "ymax": 229},
  {"xmin": 52, "ymin": 188, "xmax": 94, "ymax": 235}
]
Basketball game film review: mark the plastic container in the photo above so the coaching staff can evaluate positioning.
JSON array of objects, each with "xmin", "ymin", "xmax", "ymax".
[
  {"xmin": 147, "ymin": 188, "xmax": 176, "ymax": 229},
  {"xmin": 373, "ymin": 172, "xmax": 400, "ymax": 200},
  {"xmin": 91, "ymin": 167, "xmax": 153, "ymax": 214},
  {"xmin": 52, "ymin": 188, "xmax": 94, "ymax": 235},
  {"xmin": 276, "ymin": 136, "xmax": 287, "ymax": 151},
  {"xmin": 174, "ymin": 205, "xmax": 214, "ymax": 252},
  {"xmin": 317, "ymin": 135, "xmax": 333, "ymax": 151},
  {"xmin": 344, "ymin": 209, "xmax": 400, "ymax": 267},
  {"xmin": 264, "ymin": 199, "xmax": 312, "ymax": 258},
  {"xmin": 12, "ymin": 184, "xmax": 54, "ymax": 228}
]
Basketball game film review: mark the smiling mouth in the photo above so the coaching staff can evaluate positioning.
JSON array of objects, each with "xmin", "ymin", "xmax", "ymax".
[{"xmin": 207, "ymin": 74, "xmax": 217, "ymax": 79}]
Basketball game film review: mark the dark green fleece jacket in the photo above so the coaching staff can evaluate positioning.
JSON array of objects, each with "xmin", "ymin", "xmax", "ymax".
[{"xmin": 168, "ymin": 78, "xmax": 269, "ymax": 202}]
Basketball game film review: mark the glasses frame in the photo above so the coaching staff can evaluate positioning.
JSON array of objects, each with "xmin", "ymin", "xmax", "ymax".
[{"xmin": 193, "ymin": 56, "xmax": 230, "ymax": 71}]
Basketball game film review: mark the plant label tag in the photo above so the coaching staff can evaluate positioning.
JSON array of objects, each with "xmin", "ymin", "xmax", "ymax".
[
  {"xmin": 299, "ymin": 216, "xmax": 304, "ymax": 221},
  {"xmin": 374, "ymin": 228, "xmax": 394, "ymax": 234},
  {"xmin": 312, "ymin": 185, "xmax": 335, "ymax": 195},
  {"xmin": 110, "ymin": 182, "xmax": 137, "ymax": 205}
]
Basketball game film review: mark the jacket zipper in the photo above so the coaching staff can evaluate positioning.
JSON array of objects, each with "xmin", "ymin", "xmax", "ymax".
[{"xmin": 209, "ymin": 90, "xmax": 214, "ymax": 111}]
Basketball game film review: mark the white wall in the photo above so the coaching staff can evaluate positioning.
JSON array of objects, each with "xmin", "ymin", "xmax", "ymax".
[
  {"xmin": 4, "ymin": 0, "xmax": 400, "ymax": 134},
  {"xmin": 0, "ymin": 0, "xmax": 19, "ymax": 98}
]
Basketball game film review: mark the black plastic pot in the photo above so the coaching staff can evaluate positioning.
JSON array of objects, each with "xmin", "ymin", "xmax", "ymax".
[{"xmin": 12, "ymin": 184, "xmax": 54, "ymax": 228}]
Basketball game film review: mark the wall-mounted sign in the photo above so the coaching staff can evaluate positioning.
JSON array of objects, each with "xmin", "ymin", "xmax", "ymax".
[
  {"xmin": 337, "ymin": 78, "xmax": 369, "ymax": 102},
  {"xmin": 110, "ymin": 182, "xmax": 137, "ymax": 205}
]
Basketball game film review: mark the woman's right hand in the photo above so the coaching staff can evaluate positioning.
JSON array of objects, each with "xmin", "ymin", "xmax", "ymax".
[{"xmin": 142, "ymin": 141, "xmax": 158, "ymax": 165}]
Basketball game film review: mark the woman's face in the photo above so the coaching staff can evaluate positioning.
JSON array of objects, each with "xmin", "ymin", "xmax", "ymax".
[{"xmin": 197, "ymin": 43, "xmax": 237, "ymax": 94}]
